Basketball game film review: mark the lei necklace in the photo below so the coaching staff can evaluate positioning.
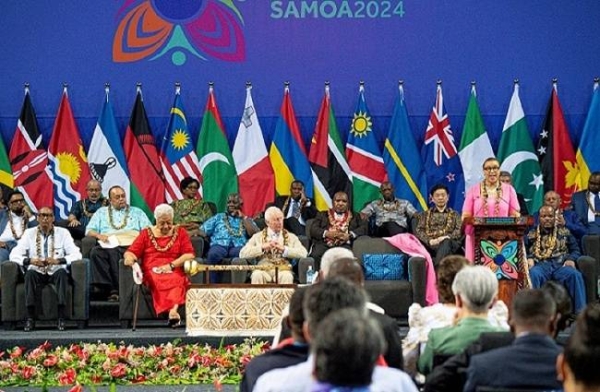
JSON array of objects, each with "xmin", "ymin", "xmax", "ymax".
[
  {"xmin": 424, "ymin": 208, "xmax": 454, "ymax": 239},
  {"xmin": 377, "ymin": 199, "xmax": 400, "ymax": 212},
  {"xmin": 480, "ymin": 182, "xmax": 502, "ymax": 217},
  {"xmin": 147, "ymin": 227, "xmax": 179, "ymax": 252},
  {"xmin": 261, "ymin": 228, "xmax": 289, "ymax": 260},
  {"xmin": 223, "ymin": 214, "xmax": 245, "ymax": 237},
  {"xmin": 35, "ymin": 228, "xmax": 55, "ymax": 261},
  {"xmin": 9, "ymin": 213, "xmax": 26, "ymax": 240},
  {"xmin": 532, "ymin": 223, "xmax": 559, "ymax": 259},
  {"xmin": 585, "ymin": 191, "xmax": 600, "ymax": 217},
  {"xmin": 82, "ymin": 198, "xmax": 107, "ymax": 218},
  {"xmin": 326, "ymin": 209, "xmax": 352, "ymax": 246},
  {"xmin": 177, "ymin": 199, "xmax": 200, "ymax": 218},
  {"xmin": 108, "ymin": 205, "xmax": 130, "ymax": 230}
]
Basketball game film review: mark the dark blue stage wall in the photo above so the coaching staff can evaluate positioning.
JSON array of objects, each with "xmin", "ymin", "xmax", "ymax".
[{"xmin": 1, "ymin": 1, "xmax": 599, "ymax": 154}]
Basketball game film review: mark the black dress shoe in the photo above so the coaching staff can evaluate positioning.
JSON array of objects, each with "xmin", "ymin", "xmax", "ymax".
[
  {"xmin": 24, "ymin": 318, "xmax": 35, "ymax": 332},
  {"xmin": 57, "ymin": 318, "xmax": 65, "ymax": 331}
]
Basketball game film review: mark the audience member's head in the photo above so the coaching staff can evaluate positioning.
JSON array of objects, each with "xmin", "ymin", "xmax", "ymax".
[
  {"xmin": 303, "ymin": 276, "xmax": 367, "ymax": 340},
  {"xmin": 452, "ymin": 266, "xmax": 498, "ymax": 314},
  {"xmin": 436, "ymin": 255, "xmax": 468, "ymax": 304},
  {"xmin": 313, "ymin": 308, "xmax": 385, "ymax": 387},
  {"xmin": 509, "ymin": 289, "xmax": 557, "ymax": 336},
  {"xmin": 326, "ymin": 257, "xmax": 364, "ymax": 286},
  {"xmin": 287, "ymin": 286, "xmax": 308, "ymax": 344},
  {"xmin": 558, "ymin": 303, "xmax": 600, "ymax": 391},
  {"xmin": 541, "ymin": 280, "xmax": 573, "ymax": 333},
  {"xmin": 319, "ymin": 247, "xmax": 354, "ymax": 279}
]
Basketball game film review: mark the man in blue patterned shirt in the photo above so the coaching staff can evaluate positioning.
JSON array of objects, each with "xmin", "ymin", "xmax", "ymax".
[{"xmin": 361, "ymin": 181, "xmax": 417, "ymax": 237}]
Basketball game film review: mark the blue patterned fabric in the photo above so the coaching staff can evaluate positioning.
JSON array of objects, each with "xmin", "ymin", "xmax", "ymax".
[{"xmin": 363, "ymin": 253, "xmax": 405, "ymax": 280}]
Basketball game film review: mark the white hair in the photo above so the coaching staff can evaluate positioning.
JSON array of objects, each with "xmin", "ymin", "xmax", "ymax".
[
  {"xmin": 452, "ymin": 265, "xmax": 498, "ymax": 313},
  {"xmin": 265, "ymin": 206, "xmax": 283, "ymax": 222},
  {"xmin": 154, "ymin": 203, "xmax": 174, "ymax": 220},
  {"xmin": 320, "ymin": 247, "xmax": 355, "ymax": 278}
]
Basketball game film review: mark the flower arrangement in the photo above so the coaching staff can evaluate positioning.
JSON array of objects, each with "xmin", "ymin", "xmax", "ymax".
[{"xmin": 0, "ymin": 338, "xmax": 269, "ymax": 390}]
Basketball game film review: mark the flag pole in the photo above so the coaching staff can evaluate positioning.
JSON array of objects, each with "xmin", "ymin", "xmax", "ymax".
[
  {"xmin": 471, "ymin": 80, "xmax": 476, "ymax": 96},
  {"xmin": 284, "ymin": 80, "xmax": 290, "ymax": 93},
  {"xmin": 246, "ymin": 81, "xmax": 252, "ymax": 91},
  {"xmin": 24, "ymin": 82, "xmax": 30, "ymax": 95},
  {"xmin": 63, "ymin": 82, "xmax": 68, "ymax": 96},
  {"xmin": 175, "ymin": 82, "xmax": 181, "ymax": 95},
  {"xmin": 552, "ymin": 78, "xmax": 558, "ymax": 94},
  {"xmin": 105, "ymin": 83, "xmax": 110, "ymax": 102},
  {"xmin": 359, "ymin": 80, "xmax": 365, "ymax": 93},
  {"xmin": 136, "ymin": 82, "xmax": 143, "ymax": 100}
]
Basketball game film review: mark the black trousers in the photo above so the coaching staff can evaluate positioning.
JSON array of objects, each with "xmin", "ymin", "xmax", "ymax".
[
  {"xmin": 284, "ymin": 217, "xmax": 306, "ymax": 237},
  {"xmin": 24, "ymin": 268, "xmax": 68, "ymax": 319},
  {"xmin": 90, "ymin": 245, "xmax": 127, "ymax": 293},
  {"xmin": 428, "ymin": 238, "xmax": 463, "ymax": 267},
  {"xmin": 375, "ymin": 222, "xmax": 407, "ymax": 237}
]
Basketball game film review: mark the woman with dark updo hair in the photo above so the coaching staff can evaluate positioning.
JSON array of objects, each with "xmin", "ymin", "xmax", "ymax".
[{"xmin": 170, "ymin": 177, "xmax": 213, "ymax": 237}]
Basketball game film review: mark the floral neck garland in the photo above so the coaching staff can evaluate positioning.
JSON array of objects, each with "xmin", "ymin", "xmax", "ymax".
[
  {"xmin": 147, "ymin": 227, "xmax": 179, "ymax": 252},
  {"xmin": 36, "ymin": 228, "xmax": 55, "ymax": 261},
  {"xmin": 326, "ymin": 209, "xmax": 352, "ymax": 247},
  {"xmin": 532, "ymin": 224, "xmax": 559, "ymax": 259},
  {"xmin": 108, "ymin": 205, "xmax": 130, "ymax": 230},
  {"xmin": 261, "ymin": 228, "xmax": 289, "ymax": 260},
  {"xmin": 223, "ymin": 214, "xmax": 244, "ymax": 237},
  {"xmin": 82, "ymin": 198, "xmax": 107, "ymax": 218},
  {"xmin": 424, "ymin": 207, "xmax": 454, "ymax": 239},
  {"xmin": 9, "ymin": 213, "xmax": 26, "ymax": 240},
  {"xmin": 177, "ymin": 199, "xmax": 200, "ymax": 218},
  {"xmin": 585, "ymin": 191, "xmax": 600, "ymax": 217},
  {"xmin": 377, "ymin": 199, "xmax": 400, "ymax": 212},
  {"xmin": 480, "ymin": 182, "xmax": 502, "ymax": 217}
]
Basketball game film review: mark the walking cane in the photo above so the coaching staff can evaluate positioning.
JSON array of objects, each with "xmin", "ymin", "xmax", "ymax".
[{"xmin": 132, "ymin": 283, "xmax": 141, "ymax": 331}]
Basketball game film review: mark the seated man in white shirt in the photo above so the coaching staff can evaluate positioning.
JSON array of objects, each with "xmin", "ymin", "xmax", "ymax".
[{"xmin": 10, "ymin": 206, "xmax": 82, "ymax": 332}]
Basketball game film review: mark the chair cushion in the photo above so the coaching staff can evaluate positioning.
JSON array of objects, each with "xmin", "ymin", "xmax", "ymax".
[{"xmin": 363, "ymin": 253, "xmax": 405, "ymax": 281}]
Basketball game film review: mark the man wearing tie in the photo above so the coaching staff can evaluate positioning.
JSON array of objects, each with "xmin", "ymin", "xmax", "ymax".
[
  {"xmin": 272, "ymin": 180, "xmax": 317, "ymax": 236},
  {"xmin": 571, "ymin": 172, "xmax": 600, "ymax": 235}
]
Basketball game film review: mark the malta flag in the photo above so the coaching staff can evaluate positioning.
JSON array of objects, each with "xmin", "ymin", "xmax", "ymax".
[
  {"xmin": 309, "ymin": 84, "xmax": 352, "ymax": 211},
  {"xmin": 160, "ymin": 87, "xmax": 202, "ymax": 203},
  {"xmin": 48, "ymin": 87, "xmax": 92, "ymax": 219},
  {"xmin": 537, "ymin": 83, "xmax": 579, "ymax": 207},
  {"xmin": 270, "ymin": 85, "xmax": 313, "ymax": 198},
  {"xmin": 123, "ymin": 87, "xmax": 165, "ymax": 218},
  {"xmin": 346, "ymin": 84, "xmax": 387, "ymax": 211},
  {"xmin": 9, "ymin": 87, "xmax": 53, "ymax": 212},
  {"xmin": 232, "ymin": 85, "xmax": 274, "ymax": 217}
]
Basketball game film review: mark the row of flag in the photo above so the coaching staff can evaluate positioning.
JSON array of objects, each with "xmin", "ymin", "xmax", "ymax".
[{"xmin": 2, "ymin": 80, "xmax": 599, "ymax": 221}]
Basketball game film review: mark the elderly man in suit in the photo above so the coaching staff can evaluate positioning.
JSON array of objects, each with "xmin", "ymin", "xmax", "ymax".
[{"xmin": 464, "ymin": 289, "xmax": 563, "ymax": 392}]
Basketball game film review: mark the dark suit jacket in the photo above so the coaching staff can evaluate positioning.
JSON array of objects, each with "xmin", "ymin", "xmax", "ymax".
[
  {"xmin": 463, "ymin": 334, "xmax": 563, "ymax": 392},
  {"xmin": 273, "ymin": 195, "xmax": 317, "ymax": 222},
  {"xmin": 571, "ymin": 190, "xmax": 600, "ymax": 235},
  {"xmin": 310, "ymin": 210, "xmax": 367, "ymax": 242}
]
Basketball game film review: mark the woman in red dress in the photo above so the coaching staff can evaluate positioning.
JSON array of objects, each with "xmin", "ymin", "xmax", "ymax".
[{"xmin": 124, "ymin": 204, "xmax": 195, "ymax": 327}]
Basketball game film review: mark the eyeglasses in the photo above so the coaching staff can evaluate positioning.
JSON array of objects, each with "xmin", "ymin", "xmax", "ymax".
[
  {"xmin": 483, "ymin": 166, "xmax": 500, "ymax": 172},
  {"xmin": 38, "ymin": 213, "xmax": 54, "ymax": 218},
  {"xmin": 9, "ymin": 199, "xmax": 24, "ymax": 204}
]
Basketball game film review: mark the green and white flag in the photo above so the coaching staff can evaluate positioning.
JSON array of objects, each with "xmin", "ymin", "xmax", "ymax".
[
  {"xmin": 458, "ymin": 85, "xmax": 495, "ymax": 191},
  {"xmin": 496, "ymin": 83, "xmax": 544, "ymax": 213}
]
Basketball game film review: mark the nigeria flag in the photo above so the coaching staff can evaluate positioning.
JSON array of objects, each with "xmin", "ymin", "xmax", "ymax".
[{"xmin": 497, "ymin": 83, "xmax": 543, "ymax": 213}]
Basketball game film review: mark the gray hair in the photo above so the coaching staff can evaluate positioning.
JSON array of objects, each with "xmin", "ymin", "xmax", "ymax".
[
  {"xmin": 452, "ymin": 266, "xmax": 498, "ymax": 313},
  {"xmin": 321, "ymin": 247, "xmax": 354, "ymax": 278},
  {"xmin": 264, "ymin": 206, "xmax": 283, "ymax": 222},
  {"xmin": 154, "ymin": 203, "xmax": 174, "ymax": 220}
]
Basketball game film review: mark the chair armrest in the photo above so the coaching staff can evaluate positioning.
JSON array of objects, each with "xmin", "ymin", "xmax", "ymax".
[
  {"xmin": 298, "ymin": 257, "xmax": 315, "ymax": 284},
  {"xmin": 1, "ymin": 261, "xmax": 22, "ymax": 321},
  {"xmin": 119, "ymin": 258, "xmax": 135, "ymax": 297},
  {"xmin": 577, "ymin": 255, "xmax": 598, "ymax": 304},
  {"xmin": 81, "ymin": 236, "xmax": 97, "ymax": 259},
  {"xmin": 70, "ymin": 259, "xmax": 90, "ymax": 320},
  {"xmin": 408, "ymin": 256, "xmax": 427, "ymax": 306}
]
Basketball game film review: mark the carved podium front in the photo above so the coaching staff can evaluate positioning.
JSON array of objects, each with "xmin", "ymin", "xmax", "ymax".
[{"xmin": 471, "ymin": 217, "xmax": 531, "ymax": 308}]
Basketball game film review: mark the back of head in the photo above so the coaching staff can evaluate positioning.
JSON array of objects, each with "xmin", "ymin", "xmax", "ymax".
[
  {"xmin": 564, "ymin": 303, "xmax": 600, "ymax": 388},
  {"xmin": 313, "ymin": 308, "xmax": 385, "ymax": 387},
  {"xmin": 452, "ymin": 266, "xmax": 498, "ymax": 313},
  {"xmin": 326, "ymin": 257, "xmax": 364, "ymax": 286},
  {"xmin": 320, "ymin": 247, "xmax": 354, "ymax": 278},
  {"xmin": 541, "ymin": 280, "xmax": 572, "ymax": 332},
  {"xmin": 437, "ymin": 255, "xmax": 468, "ymax": 304},
  {"xmin": 303, "ymin": 276, "xmax": 367, "ymax": 336},
  {"xmin": 288, "ymin": 286, "xmax": 308, "ymax": 342},
  {"xmin": 510, "ymin": 289, "xmax": 556, "ymax": 333}
]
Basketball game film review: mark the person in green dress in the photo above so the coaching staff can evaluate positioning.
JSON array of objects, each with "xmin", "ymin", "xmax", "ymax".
[{"xmin": 170, "ymin": 177, "xmax": 213, "ymax": 238}]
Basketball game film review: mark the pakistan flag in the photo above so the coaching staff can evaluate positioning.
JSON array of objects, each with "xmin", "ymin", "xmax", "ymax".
[{"xmin": 497, "ymin": 84, "xmax": 544, "ymax": 213}]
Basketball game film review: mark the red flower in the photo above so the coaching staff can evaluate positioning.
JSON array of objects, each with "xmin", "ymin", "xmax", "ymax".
[
  {"xmin": 110, "ymin": 363, "xmax": 128, "ymax": 378},
  {"xmin": 214, "ymin": 378, "xmax": 223, "ymax": 391},
  {"xmin": 240, "ymin": 354, "xmax": 252, "ymax": 366},
  {"xmin": 22, "ymin": 365, "xmax": 36, "ymax": 380},
  {"xmin": 43, "ymin": 354, "xmax": 59, "ymax": 367},
  {"xmin": 10, "ymin": 346, "xmax": 23, "ymax": 358},
  {"xmin": 132, "ymin": 374, "xmax": 147, "ymax": 384},
  {"xmin": 68, "ymin": 385, "xmax": 83, "ymax": 392},
  {"xmin": 200, "ymin": 355, "xmax": 212, "ymax": 367},
  {"xmin": 59, "ymin": 368, "xmax": 77, "ymax": 385}
]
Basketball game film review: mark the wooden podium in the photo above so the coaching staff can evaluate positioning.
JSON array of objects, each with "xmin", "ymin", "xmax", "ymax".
[{"xmin": 471, "ymin": 216, "xmax": 532, "ymax": 308}]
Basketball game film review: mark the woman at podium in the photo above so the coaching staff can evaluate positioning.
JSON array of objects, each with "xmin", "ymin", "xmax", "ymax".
[{"xmin": 462, "ymin": 157, "xmax": 521, "ymax": 262}]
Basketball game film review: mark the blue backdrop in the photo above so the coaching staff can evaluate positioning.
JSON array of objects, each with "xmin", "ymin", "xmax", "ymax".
[{"xmin": 1, "ymin": 1, "xmax": 599, "ymax": 157}]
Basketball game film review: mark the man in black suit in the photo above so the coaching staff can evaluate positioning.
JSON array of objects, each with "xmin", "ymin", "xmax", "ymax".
[
  {"xmin": 571, "ymin": 171, "xmax": 600, "ymax": 235},
  {"xmin": 463, "ymin": 289, "xmax": 563, "ymax": 392},
  {"xmin": 273, "ymin": 180, "xmax": 317, "ymax": 236}
]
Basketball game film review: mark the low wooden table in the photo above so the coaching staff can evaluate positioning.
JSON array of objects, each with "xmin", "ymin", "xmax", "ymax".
[{"xmin": 185, "ymin": 283, "xmax": 296, "ymax": 337}]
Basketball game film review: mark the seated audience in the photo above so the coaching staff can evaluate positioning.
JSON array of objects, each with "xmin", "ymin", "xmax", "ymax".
[
  {"xmin": 314, "ymin": 246, "xmax": 354, "ymax": 283},
  {"xmin": 239, "ymin": 206, "xmax": 307, "ymax": 284},
  {"xmin": 0, "ymin": 190, "xmax": 37, "ymax": 263},
  {"xmin": 558, "ymin": 303, "xmax": 600, "ymax": 392},
  {"xmin": 534, "ymin": 190, "xmax": 586, "ymax": 245},
  {"xmin": 240, "ymin": 287, "xmax": 309, "ymax": 392},
  {"xmin": 10, "ymin": 206, "xmax": 82, "ymax": 332},
  {"xmin": 253, "ymin": 277, "xmax": 418, "ymax": 392},
  {"xmin": 309, "ymin": 191, "xmax": 366, "ymax": 269},
  {"xmin": 123, "ymin": 204, "xmax": 195, "ymax": 328},
  {"xmin": 526, "ymin": 204, "xmax": 587, "ymax": 313},
  {"xmin": 170, "ymin": 176, "xmax": 213, "ymax": 238},
  {"xmin": 361, "ymin": 181, "xmax": 417, "ymax": 237},
  {"xmin": 414, "ymin": 184, "xmax": 463, "ymax": 267},
  {"xmin": 272, "ymin": 180, "xmax": 317, "ymax": 236},
  {"xmin": 418, "ymin": 265, "xmax": 502, "ymax": 375},
  {"xmin": 86, "ymin": 185, "xmax": 151, "ymax": 301},
  {"xmin": 403, "ymin": 255, "xmax": 508, "ymax": 378},
  {"xmin": 62, "ymin": 179, "xmax": 108, "ymax": 240},
  {"xmin": 199, "ymin": 193, "xmax": 258, "ymax": 283},
  {"xmin": 499, "ymin": 171, "xmax": 529, "ymax": 215},
  {"xmin": 310, "ymin": 308, "xmax": 386, "ymax": 391},
  {"xmin": 463, "ymin": 289, "xmax": 563, "ymax": 392},
  {"xmin": 571, "ymin": 171, "xmax": 600, "ymax": 235}
]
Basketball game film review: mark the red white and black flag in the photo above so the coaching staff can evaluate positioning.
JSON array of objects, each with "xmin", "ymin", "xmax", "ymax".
[
  {"xmin": 9, "ymin": 87, "xmax": 53, "ymax": 212},
  {"xmin": 537, "ymin": 83, "xmax": 579, "ymax": 207}
]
